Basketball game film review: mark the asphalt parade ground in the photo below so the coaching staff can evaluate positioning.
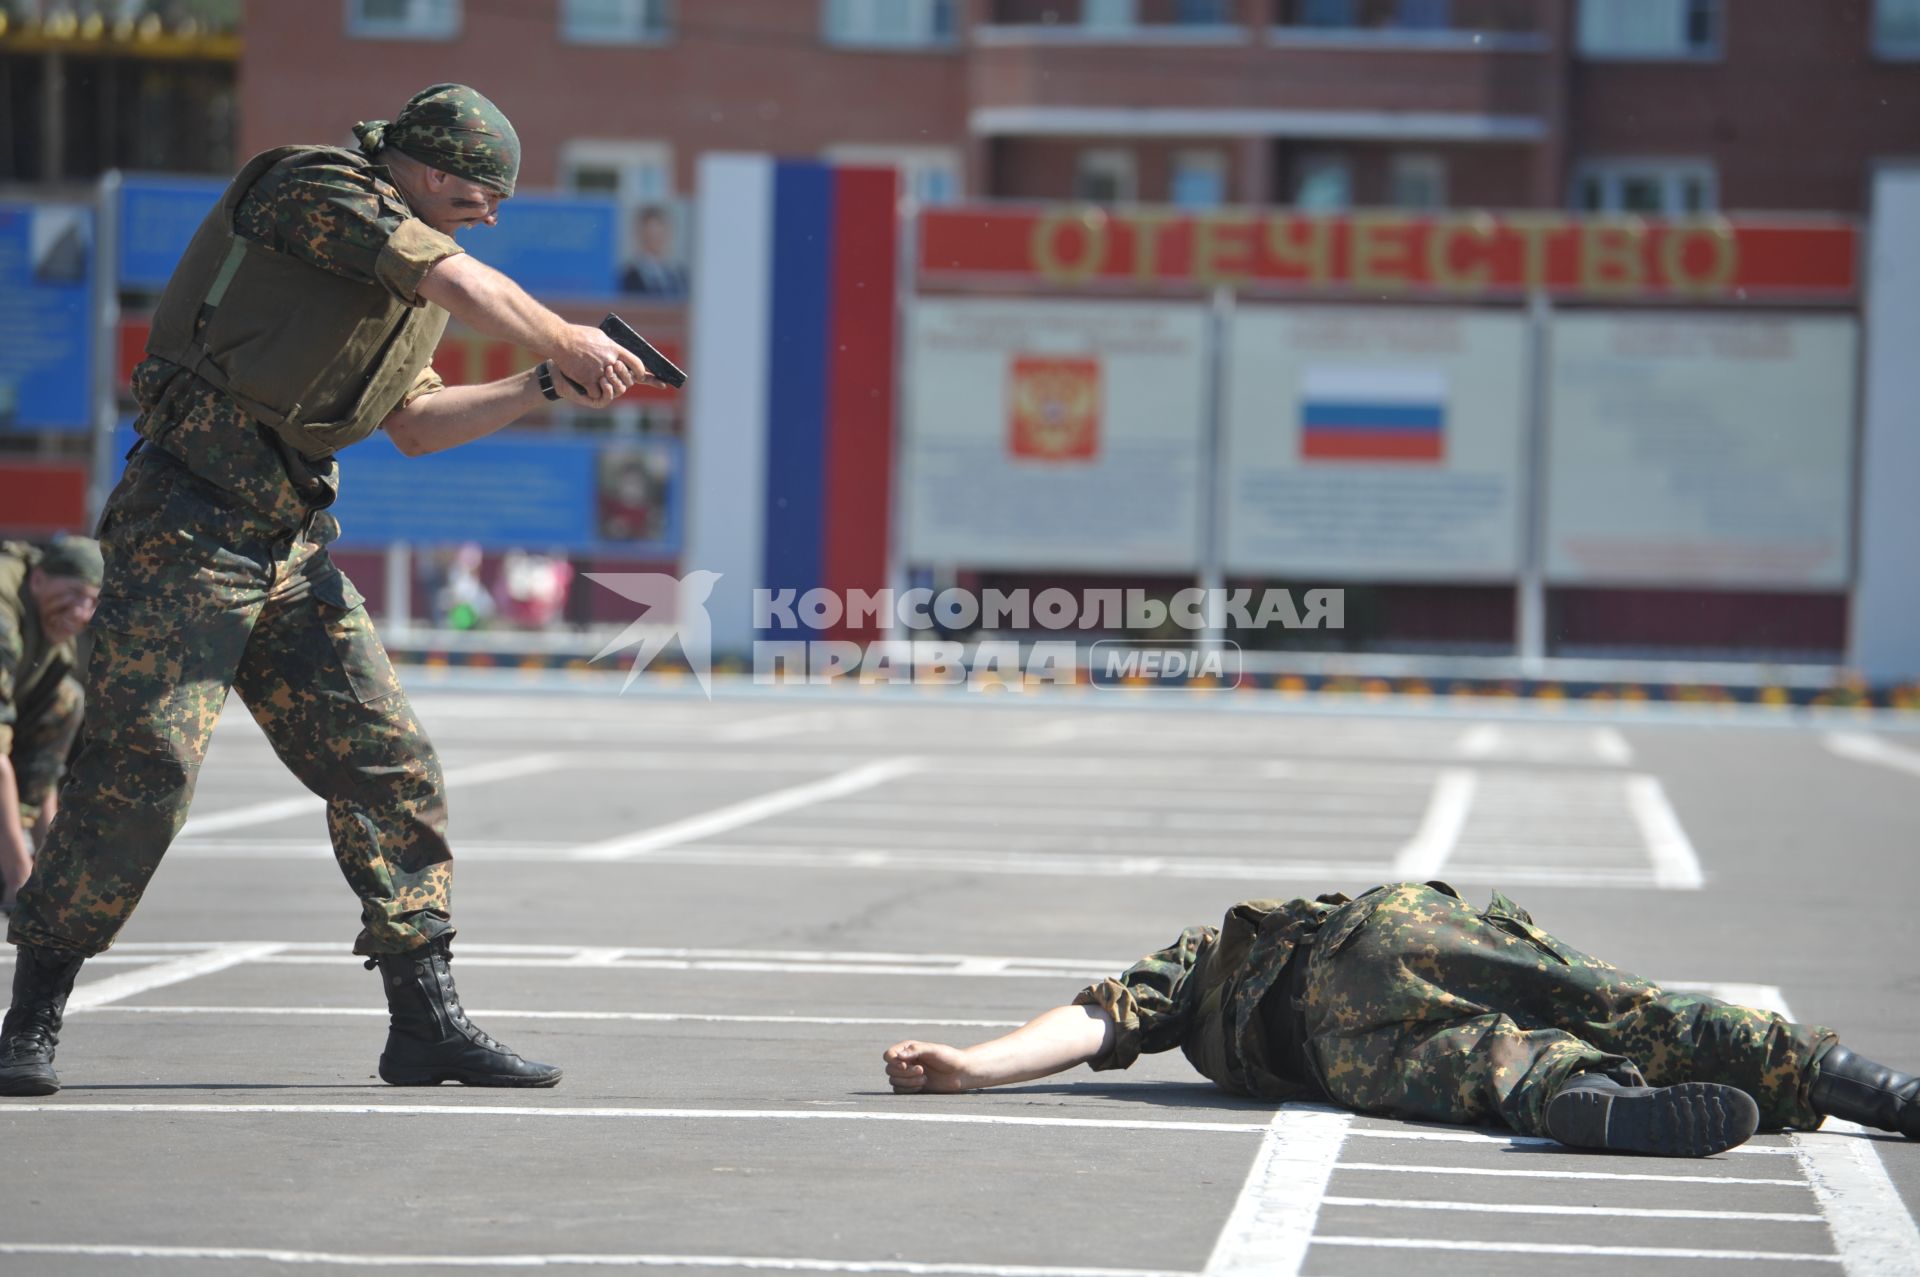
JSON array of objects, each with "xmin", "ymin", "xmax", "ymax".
[{"xmin": 3, "ymin": 677, "xmax": 1918, "ymax": 1276}]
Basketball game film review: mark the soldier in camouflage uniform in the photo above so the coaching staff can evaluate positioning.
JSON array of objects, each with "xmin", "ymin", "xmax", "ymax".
[
  {"xmin": 0, "ymin": 84, "xmax": 666, "ymax": 1098},
  {"xmin": 0, "ymin": 537, "xmax": 101, "ymax": 918},
  {"xmin": 883, "ymin": 882, "xmax": 1920, "ymax": 1156}
]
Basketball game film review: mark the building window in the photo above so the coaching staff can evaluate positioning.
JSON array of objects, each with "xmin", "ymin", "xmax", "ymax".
[
  {"xmin": 1577, "ymin": 0, "xmax": 1720, "ymax": 59},
  {"xmin": 1075, "ymin": 148, "xmax": 1137, "ymax": 204},
  {"xmin": 346, "ymin": 0, "xmax": 461, "ymax": 39},
  {"xmin": 1293, "ymin": 152, "xmax": 1352, "ymax": 211},
  {"xmin": 1083, "ymin": 0, "xmax": 1137, "ymax": 28},
  {"xmin": 1389, "ymin": 153, "xmax": 1447, "ymax": 210},
  {"xmin": 565, "ymin": 140, "xmax": 674, "ymax": 213},
  {"xmin": 1285, "ymin": 0, "xmax": 1452, "ymax": 28},
  {"xmin": 826, "ymin": 144, "xmax": 963, "ymax": 204},
  {"xmin": 1171, "ymin": 150, "xmax": 1228, "ymax": 209},
  {"xmin": 1176, "ymin": 0, "xmax": 1233, "ymax": 22},
  {"xmin": 824, "ymin": 0, "xmax": 957, "ymax": 47},
  {"xmin": 1876, "ymin": 0, "xmax": 1920, "ymax": 57},
  {"xmin": 1573, "ymin": 160, "xmax": 1716, "ymax": 214},
  {"xmin": 1296, "ymin": 0, "xmax": 1358, "ymax": 26},
  {"xmin": 562, "ymin": 0, "xmax": 671, "ymax": 43}
]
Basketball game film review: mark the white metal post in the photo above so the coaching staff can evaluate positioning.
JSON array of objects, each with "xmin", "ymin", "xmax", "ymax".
[
  {"xmin": 1516, "ymin": 288, "xmax": 1551, "ymax": 676},
  {"xmin": 88, "ymin": 170, "xmax": 123, "ymax": 528}
]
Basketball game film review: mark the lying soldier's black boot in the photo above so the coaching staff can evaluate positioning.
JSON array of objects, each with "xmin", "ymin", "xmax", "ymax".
[
  {"xmin": 1545, "ymin": 1073, "xmax": 1759, "ymax": 1156},
  {"xmin": 0, "ymin": 945, "xmax": 87, "ymax": 1097},
  {"xmin": 370, "ymin": 938, "xmax": 562, "ymax": 1088},
  {"xmin": 1809, "ymin": 1045, "xmax": 1920, "ymax": 1138}
]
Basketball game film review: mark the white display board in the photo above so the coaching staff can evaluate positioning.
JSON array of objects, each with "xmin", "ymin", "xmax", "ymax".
[
  {"xmin": 1853, "ymin": 166, "xmax": 1920, "ymax": 679},
  {"xmin": 903, "ymin": 298, "xmax": 1208, "ymax": 570},
  {"xmin": 1546, "ymin": 313, "xmax": 1857, "ymax": 588},
  {"xmin": 1224, "ymin": 307, "xmax": 1530, "ymax": 580}
]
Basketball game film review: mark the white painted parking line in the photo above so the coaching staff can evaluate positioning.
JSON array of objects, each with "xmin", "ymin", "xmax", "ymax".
[
  {"xmin": 1201, "ymin": 1106, "xmax": 1351, "ymax": 1277},
  {"xmin": 105, "ymin": 940, "xmax": 1121, "ymax": 978},
  {"xmin": 267, "ymin": 951, "xmax": 1110, "ymax": 977},
  {"xmin": 787, "ymin": 804, "xmax": 1418, "ymax": 834},
  {"xmin": 67, "ymin": 943, "xmax": 287, "ymax": 1011},
  {"xmin": 178, "ymin": 753, "xmax": 569, "ymax": 836},
  {"xmin": 1826, "ymin": 731, "xmax": 1920, "ymax": 779},
  {"xmin": 1336, "ymin": 1163, "xmax": 1804, "ymax": 1186},
  {"xmin": 570, "ymin": 757, "xmax": 926, "ymax": 861},
  {"xmin": 1455, "ymin": 724, "xmax": 1502, "ymax": 758},
  {"xmin": 1339, "ymin": 1126, "xmax": 1799, "ymax": 1155},
  {"xmin": 564, "ymin": 844, "xmax": 1412, "ymax": 882},
  {"xmin": 74, "ymin": 1005, "xmax": 1028, "ymax": 1030},
  {"xmin": 1740, "ymin": 987, "xmax": 1920, "ymax": 1277},
  {"xmin": 0, "ymin": 1245, "xmax": 1189, "ymax": 1276},
  {"xmin": 1623, "ymin": 775, "xmax": 1707, "ymax": 889},
  {"xmin": 1592, "ymin": 727, "xmax": 1634, "ymax": 764},
  {"xmin": 1391, "ymin": 769, "xmax": 1476, "ymax": 879},
  {"xmin": 1322, "ymin": 1196, "xmax": 1823, "ymax": 1222},
  {"xmin": 1310, "ymin": 1237, "xmax": 1838, "ymax": 1263},
  {"xmin": 1797, "ymin": 1133, "xmax": 1920, "ymax": 1277},
  {"xmin": 0, "ymin": 1104, "xmax": 1279, "ymax": 1134},
  {"xmin": 159, "ymin": 838, "xmax": 1683, "ymax": 885}
]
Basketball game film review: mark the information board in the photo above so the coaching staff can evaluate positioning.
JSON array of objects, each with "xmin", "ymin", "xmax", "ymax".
[
  {"xmin": 902, "ymin": 299, "xmax": 1209, "ymax": 571},
  {"xmin": 0, "ymin": 201, "xmax": 95, "ymax": 432},
  {"xmin": 117, "ymin": 174, "xmax": 223, "ymax": 290},
  {"xmin": 330, "ymin": 432, "xmax": 681, "ymax": 556},
  {"xmin": 1224, "ymin": 306, "xmax": 1529, "ymax": 580},
  {"xmin": 1545, "ymin": 313, "xmax": 1857, "ymax": 588}
]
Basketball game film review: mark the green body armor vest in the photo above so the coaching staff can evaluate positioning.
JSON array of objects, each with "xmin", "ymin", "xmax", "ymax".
[{"xmin": 145, "ymin": 144, "xmax": 450, "ymax": 462}]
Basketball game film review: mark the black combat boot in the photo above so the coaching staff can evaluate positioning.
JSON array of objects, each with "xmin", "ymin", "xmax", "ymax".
[
  {"xmin": 0, "ymin": 945, "xmax": 87, "ymax": 1097},
  {"xmin": 1809, "ymin": 1045, "xmax": 1920, "ymax": 1138},
  {"xmin": 370, "ymin": 937, "xmax": 562, "ymax": 1087},
  {"xmin": 1545, "ymin": 1072, "xmax": 1759, "ymax": 1157}
]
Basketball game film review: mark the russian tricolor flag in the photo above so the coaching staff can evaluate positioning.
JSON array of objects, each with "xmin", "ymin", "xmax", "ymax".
[
  {"xmin": 685, "ymin": 156, "xmax": 899, "ymax": 652},
  {"xmin": 1299, "ymin": 368, "xmax": 1448, "ymax": 463}
]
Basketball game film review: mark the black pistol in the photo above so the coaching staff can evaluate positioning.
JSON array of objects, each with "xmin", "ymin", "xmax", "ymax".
[
  {"xmin": 552, "ymin": 314, "xmax": 688, "ymax": 394},
  {"xmin": 600, "ymin": 313, "xmax": 687, "ymax": 389}
]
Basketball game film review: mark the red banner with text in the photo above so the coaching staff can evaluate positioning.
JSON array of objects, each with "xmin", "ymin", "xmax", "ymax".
[{"xmin": 918, "ymin": 208, "xmax": 1857, "ymax": 301}]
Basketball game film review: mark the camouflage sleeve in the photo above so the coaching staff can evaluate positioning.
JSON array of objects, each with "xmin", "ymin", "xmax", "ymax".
[
  {"xmin": 1072, "ymin": 925, "xmax": 1217, "ymax": 1072},
  {"xmin": 400, "ymin": 363, "xmax": 446, "ymax": 408},
  {"xmin": 237, "ymin": 158, "xmax": 463, "ymax": 305},
  {"xmin": 0, "ymin": 605, "xmax": 20, "ymax": 754}
]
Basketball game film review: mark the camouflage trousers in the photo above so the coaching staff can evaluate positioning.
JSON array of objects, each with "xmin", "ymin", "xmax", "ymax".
[
  {"xmin": 1303, "ymin": 884, "xmax": 1835, "ymax": 1136},
  {"xmin": 8, "ymin": 453, "xmax": 454, "ymax": 957},
  {"xmin": 9, "ymin": 672, "xmax": 84, "ymax": 828}
]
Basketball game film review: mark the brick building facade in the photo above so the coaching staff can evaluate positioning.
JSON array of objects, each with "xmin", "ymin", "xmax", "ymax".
[
  {"xmin": 225, "ymin": 0, "xmax": 1920, "ymax": 659},
  {"xmin": 237, "ymin": 0, "xmax": 1920, "ymax": 222}
]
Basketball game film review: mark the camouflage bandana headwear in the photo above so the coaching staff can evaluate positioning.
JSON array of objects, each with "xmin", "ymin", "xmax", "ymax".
[
  {"xmin": 352, "ymin": 83, "xmax": 520, "ymax": 197},
  {"xmin": 37, "ymin": 535, "xmax": 103, "ymax": 587}
]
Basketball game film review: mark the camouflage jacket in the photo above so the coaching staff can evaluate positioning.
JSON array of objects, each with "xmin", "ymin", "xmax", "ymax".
[
  {"xmin": 0, "ymin": 543, "xmax": 75, "ymax": 756},
  {"xmin": 131, "ymin": 150, "xmax": 455, "ymax": 528},
  {"xmin": 1074, "ymin": 892, "xmax": 1356, "ymax": 1099}
]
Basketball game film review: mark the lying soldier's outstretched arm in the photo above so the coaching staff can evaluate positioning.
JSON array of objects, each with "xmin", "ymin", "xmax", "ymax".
[{"xmin": 883, "ymin": 1004, "xmax": 1115, "ymax": 1094}]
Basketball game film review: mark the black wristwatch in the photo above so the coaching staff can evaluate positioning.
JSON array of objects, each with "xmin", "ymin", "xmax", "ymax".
[{"xmin": 535, "ymin": 361, "xmax": 561, "ymax": 401}]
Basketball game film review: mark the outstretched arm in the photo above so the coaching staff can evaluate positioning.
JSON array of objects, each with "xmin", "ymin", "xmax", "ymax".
[
  {"xmin": 415, "ymin": 253, "xmax": 645, "ymax": 398},
  {"xmin": 883, "ymin": 1004, "xmax": 1115, "ymax": 1095},
  {"xmin": 382, "ymin": 362, "xmax": 662, "ymax": 457}
]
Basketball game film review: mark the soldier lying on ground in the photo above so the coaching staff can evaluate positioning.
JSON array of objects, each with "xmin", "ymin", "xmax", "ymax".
[{"xmin": 882, "ymin": 882, "xmax": 1918, "ymax": 1156}]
